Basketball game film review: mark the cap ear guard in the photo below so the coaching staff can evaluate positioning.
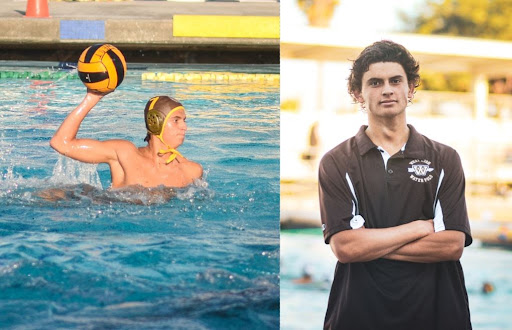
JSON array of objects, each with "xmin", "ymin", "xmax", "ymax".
[
  {"xmin": 144, "ymin": 96, "xmax": 185, "ymax": 143},
  {"xmin": 146, "ymin": 110, "xmax": 165, "ymax": 135},
  {"xmin": 145, "ymin": 96, "xmax": 164, "ymax": 135}
]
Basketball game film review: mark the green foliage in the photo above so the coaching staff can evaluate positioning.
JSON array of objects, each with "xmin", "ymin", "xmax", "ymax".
[
  {"xmin": 404, "ymin": 0, "xmax": 512, "ymax": 40},
  {"xmin": 418, "ymin": 71, "xmax": 471, "ymax": 92},
  {"xmin": 401, "ymin": 0, "xmax": 512, "ymax": 91}
]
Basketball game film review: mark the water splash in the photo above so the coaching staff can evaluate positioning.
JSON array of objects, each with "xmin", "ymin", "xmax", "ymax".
[
  {"xmin": 1, "ymin": 155, "xmax": 217, "ymax": 206},
  {"xmin": 47, "ymin": 156, "xmax": 102, "ymax": 189},
  {"xmin": 175, "ymin": 178, "xmax": 214, "ymax": 201},
  {"xmin": 0, "ymin": 156, "xmax": 101, "ymax": 203},
  {"xmin": 0, "ymin": 166, "xmax": 20, "ymax": 198}
]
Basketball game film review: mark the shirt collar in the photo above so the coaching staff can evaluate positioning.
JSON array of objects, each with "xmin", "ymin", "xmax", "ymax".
[
  {"xmin": 403, "ymin": 124, "xmax": 425, "ymax": 158},
  {"xmin": 355, "ymin": 124, "xmax": 425, "ymax": 158},
  {"xmin": 355, "ymin": 125, "xmax": 376, "ymax": 156}
]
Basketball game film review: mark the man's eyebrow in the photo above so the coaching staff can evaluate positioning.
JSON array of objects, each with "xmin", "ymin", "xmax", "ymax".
[
  {"xmin": 366, "ymin": 77, "xmax": 383, "ymax": 84},
  {"xmin": 366, "ymin": 75, "xmax": 404, "ymax": 82}
]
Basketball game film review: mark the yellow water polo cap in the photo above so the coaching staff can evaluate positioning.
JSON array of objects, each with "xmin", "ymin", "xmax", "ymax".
[
  {"xmin": 144, "ymin": 96, "xmax": 185, "ymax": 163},
  {"xmin": 144, "ymin": 96, "xmax": 185, "ymax": 137}
]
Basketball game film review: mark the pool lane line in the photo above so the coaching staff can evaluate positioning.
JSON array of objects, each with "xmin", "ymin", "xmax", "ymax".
[
  {"xmin": 0, "ymin": 71, "xmax": 77, "ymax": 79},
  {"xmin": 173, "ymin": 15, "xmax": 279, "ymax": 39},
  {"xmin": 141, "ymin": 72, "xmax": 280, "ymax": 84},
  {"xmin": 0, "ymin": 71, "xmax": 280, "ymax": 84}
]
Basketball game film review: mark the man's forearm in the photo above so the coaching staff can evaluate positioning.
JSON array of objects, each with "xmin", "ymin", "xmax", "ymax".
[
  {"xmin": 50, "ymin": 92, "xmax": 102, "ymax": 153},
  {"xmin": 383, "ymin": 230, "xmax": 465, "ymax": 263},
  {"xmin": 329, "ymin": 220, "xmax": 434, "ymax": 263}
]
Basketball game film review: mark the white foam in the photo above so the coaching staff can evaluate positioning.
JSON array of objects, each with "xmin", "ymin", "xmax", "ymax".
[{"xmin": 48, "ymin": 156, "xmax": 102, "ymax": 189}]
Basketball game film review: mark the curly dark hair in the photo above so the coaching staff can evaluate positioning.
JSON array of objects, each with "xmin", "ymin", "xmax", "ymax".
[{"xmin": 348, "ymin": 40, "xmax": 420, "ymax": 102}]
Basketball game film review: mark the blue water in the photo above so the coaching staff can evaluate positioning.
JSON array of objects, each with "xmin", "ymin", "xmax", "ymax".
[
  {"xmin": 0, "ymin": 62, "xmax": 279, "ymax": 329},
  {"xmin": 281, "ymin": 229, "xmax": 512, "ymax": 330}
]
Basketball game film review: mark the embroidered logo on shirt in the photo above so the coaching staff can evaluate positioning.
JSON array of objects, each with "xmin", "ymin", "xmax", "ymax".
[{"xmin": 408, "ymin": 159, "xmax": 434, "ymax": 183}]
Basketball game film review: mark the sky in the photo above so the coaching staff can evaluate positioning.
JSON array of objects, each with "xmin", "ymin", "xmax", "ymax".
[{"xmin": 281, "ymin": 0, "xmax": 425, "ymax": 34}]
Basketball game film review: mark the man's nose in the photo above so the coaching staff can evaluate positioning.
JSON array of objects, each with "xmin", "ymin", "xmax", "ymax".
[{"xmin": 382, "ymin": 82, "xmax": 394, "ymax": 95}]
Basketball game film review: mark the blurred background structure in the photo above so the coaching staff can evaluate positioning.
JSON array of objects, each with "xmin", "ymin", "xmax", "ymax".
[
  {"xmin": 0, "ymin": 0, "xmax": 279, "ymax": 64},
  {"xmin": 281, "ymin": 0, "xmax": 512, "ymax": 328},
  {"xmin": 281, "ymin": 0, "xmax": 512, "ymax": 237}
]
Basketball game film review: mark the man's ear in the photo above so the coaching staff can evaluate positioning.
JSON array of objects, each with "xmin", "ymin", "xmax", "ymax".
[
  {"xmin": 353, "ymin": 91, "xmax": 364, "ymax": 104},
  {"xmin": 408, "ymin": 83, "xmax": 415, "ymax": 99}
]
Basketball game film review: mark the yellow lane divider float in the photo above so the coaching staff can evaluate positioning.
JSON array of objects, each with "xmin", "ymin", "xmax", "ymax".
[{"xmin": 141, "ymin": 72, "xmax": 280, "ymax": 85}]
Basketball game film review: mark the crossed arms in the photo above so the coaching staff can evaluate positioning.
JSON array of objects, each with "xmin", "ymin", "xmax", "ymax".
[{"xmin": 329, "ymin": 222, "xmax": 465, "ymax": 264}]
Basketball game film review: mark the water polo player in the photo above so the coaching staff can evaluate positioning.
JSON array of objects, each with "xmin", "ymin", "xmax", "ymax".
[{"xmin": 50, "ymin": 91, "xmax": 203, "ymax": 188}]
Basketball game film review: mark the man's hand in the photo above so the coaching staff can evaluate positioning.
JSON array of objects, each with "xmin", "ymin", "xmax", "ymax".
[
  {"xmin": 420, "ymin": 219, "xmax": 435, "ymax": 235},
  {"xmin": 86, "ymin": 88, "xmax": 112, "ymax": 99},
  {"xmin": 384, "ymin": 229, "xmax": 465, "ymax": 263},
  {"xmin": 329, "ymin": 219, "xmax": 434, "ymax": 264}
]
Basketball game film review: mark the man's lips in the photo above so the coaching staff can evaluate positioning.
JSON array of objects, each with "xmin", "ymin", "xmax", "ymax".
[{"xmin": 379, "ymin": 100, "xmax": 397, "ymax": 104}]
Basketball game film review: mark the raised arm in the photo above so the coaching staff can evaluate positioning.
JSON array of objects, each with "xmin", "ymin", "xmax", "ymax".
[
  {"xmin": 329, "ymin": 220, "xmax": 434, "ymax": 263},
  {"xmin": 50, "ymin": 91, "xmax": 118, "ymax": 164}
]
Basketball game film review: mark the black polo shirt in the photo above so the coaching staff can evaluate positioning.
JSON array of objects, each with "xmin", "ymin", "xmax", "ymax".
[{"xmin": 319, "ymin": 124, "xmax": 472, "ymax": 330}]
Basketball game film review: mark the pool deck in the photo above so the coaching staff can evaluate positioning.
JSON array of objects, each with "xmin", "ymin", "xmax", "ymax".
[{"xmin": 0, "ymin": 0, "xmax": 279, "ymax": 63}]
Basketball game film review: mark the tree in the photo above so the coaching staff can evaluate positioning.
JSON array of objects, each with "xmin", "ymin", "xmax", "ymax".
[
  {"xmin": 401, "ymin": 0, "xmax": 512, "ymax": 92},
  {"xmin": 297, "ymin": 0, "xmax": 340, "ymax": 27},
  {"xmin": 402, "ymin": 0, "xmax": 512, "ymax": 41}
]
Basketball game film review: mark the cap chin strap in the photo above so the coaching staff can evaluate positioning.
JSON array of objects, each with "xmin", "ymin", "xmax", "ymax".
[
  {"xmin": 157, "ymin": 136, "xmax": 183, "ymax": 164},
  {"xmin": 154, "ymin": 105, "xmax": 185, "ymax": 164}
]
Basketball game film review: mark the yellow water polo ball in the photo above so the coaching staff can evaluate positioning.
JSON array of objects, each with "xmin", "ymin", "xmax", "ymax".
[{"xmin": 77, "ymin": 44, "xmax": 127, "ymax": 93}]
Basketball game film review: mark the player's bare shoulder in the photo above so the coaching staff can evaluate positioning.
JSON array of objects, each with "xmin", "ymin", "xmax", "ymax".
[
  {"xmin": 180, "ymin": 158, "xmax": 203, "ymax": 180},
  {"xmin": 104, "ymin": 139, "xmax": 143, "ymax": 162},
  {"xmin": 108, "ymin": 139, "xmax": 139, "ymax": 153}
]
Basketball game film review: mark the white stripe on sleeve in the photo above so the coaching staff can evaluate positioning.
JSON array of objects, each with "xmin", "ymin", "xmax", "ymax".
[
  {"xmin": 345, "ymin": 173, "xmax": 358, "ymax": 214},
  {"xmin": 433, "ymin": 169, "xmax": 445, "ymax": 232}
]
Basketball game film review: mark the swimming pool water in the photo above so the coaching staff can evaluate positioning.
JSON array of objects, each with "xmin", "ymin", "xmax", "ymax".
[
  {"xmin": 0, "ymin": 62, "xmax": 279, "ymax": 329},
  {"xmin": 281, "ymin": 229, "xmax": 512, "ymax": 330}
]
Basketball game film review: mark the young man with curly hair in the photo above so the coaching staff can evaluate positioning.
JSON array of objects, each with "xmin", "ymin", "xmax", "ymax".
[{"xmin": 319, "ymin": 40, "xmax": 472, "ymax": 329}]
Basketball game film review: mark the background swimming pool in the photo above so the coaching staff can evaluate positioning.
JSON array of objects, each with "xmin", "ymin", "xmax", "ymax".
[
  {"xmin": 281, "ymin": 229, "xmax": 512, "ymax": 330},
  {"xmin": 0, "ymin": 62, "xmax": 279, "ymax": 329}
]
